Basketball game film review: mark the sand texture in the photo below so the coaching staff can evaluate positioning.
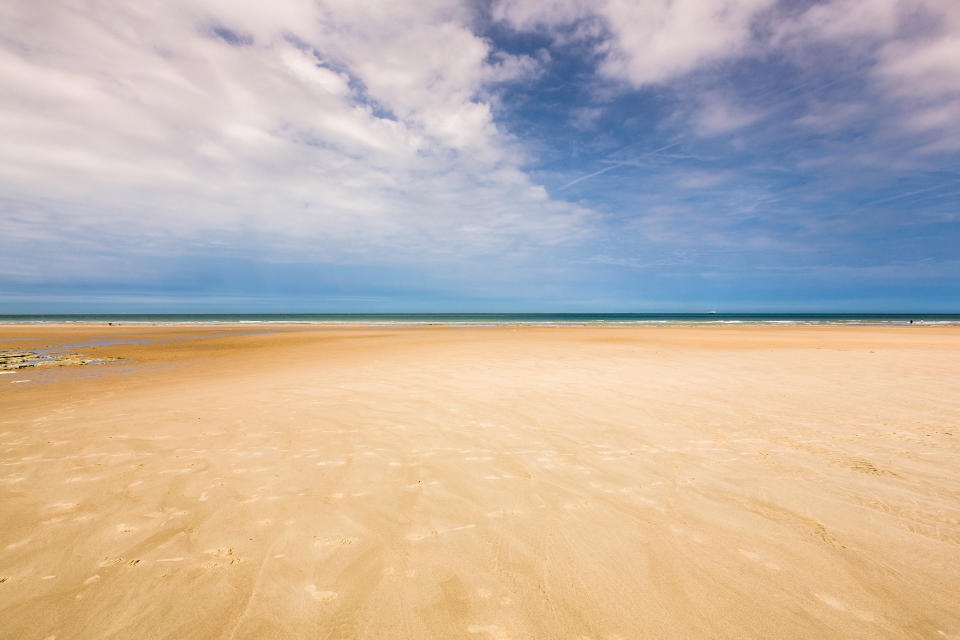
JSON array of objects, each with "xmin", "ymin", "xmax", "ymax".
[{"xmin": 1, "ymin": 324, "xmax": 959, "ymax": 639}]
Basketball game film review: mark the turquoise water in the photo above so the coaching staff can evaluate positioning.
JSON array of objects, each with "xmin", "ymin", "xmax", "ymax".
[{"xmin": 1, "ymin": 313, "xmax": 958, "ymax": 325}]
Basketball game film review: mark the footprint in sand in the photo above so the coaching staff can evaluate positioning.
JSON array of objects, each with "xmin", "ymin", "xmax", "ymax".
[
  {"xmin": 405, "ymin": 524, "xmax": 476, "ymax": 542},
  {"xmin": 98, "ymin": 556, "xmax": 127, "ymax": 568},
  {"xmin": 202, "ymin": 548, "xmax": 242, "ymax": 567},
  {"xmin": 811, "ymin": 523, "xmax": 846, "ymax": 549},
  {"xmin": 315, "ymin": 536, "xmax": 358, "ymax": 548},
  {"xmin": 313, "ymin": 536, "xmax": 359, "ymax": 558}
]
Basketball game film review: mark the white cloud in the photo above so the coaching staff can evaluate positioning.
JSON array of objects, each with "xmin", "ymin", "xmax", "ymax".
[
  {"xmin": 0, "ymin": 0, "xmax": 580, "ymax": 277},
  {"xmin": 491, "ymin": 0, "xmax": 592, "ymax": 31},
  {"xmin": 494, "ymin": 0, "xmax": 960, "ymax": 152},
  {"xmin": 777, "ymin": 0, "xmax": 960, "ymax": 151},
  {"xmin": 793, "ymin": 102, "xmax": 868, "ymax": 132},
  {"xmin": 771, "ymin": 0, "xmax": 905, "ymax": 46},
  {"xmin": 494, "ymin": 0, "xmax": 775, "ymax": 86},
  {"xmin": 691, "ymin": 93, "xmax": 763, "ymax": 136},
  {"xmin": 874, "ymin": 33, "xmax": 960, "ymax": 150},
  {"xmin": 598, "ymin": 0, "xmax": 775, "ymax": 86}
]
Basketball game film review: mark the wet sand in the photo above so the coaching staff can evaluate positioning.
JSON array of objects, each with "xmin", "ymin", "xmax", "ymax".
[{"xmin": 1, "ymin": 324, "xmax": 959, "ymax": 639}]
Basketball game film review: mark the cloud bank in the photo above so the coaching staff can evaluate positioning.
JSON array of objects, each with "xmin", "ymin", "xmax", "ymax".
[{"xmin": 0, "ymin": 0, "xmax": 588, "ymax": 280}]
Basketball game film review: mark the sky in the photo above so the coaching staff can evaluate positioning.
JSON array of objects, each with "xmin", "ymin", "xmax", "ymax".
[{"xmin": 1, "ymin": 0, "xmax": 959, "ymax": 313}]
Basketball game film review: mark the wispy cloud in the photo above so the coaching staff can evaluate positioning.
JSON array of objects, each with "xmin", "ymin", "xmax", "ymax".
[{"xmin": 0, "ymin": 0, "xmax": 589, "ymax": 274}]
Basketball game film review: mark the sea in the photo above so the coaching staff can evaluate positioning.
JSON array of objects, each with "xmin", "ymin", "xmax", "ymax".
[{"xmin": 1, "ymin": 313, "xmax": 958, "ymax": 326}]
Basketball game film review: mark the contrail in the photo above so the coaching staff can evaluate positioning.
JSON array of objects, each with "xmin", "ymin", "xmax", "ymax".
[
  {"xmin": 558, "ymin": 142, "xmax": 680, "ymax": 191},
  {"xmin": 558, "ymin": 162, "xmax": 628, "ymax": 190}
]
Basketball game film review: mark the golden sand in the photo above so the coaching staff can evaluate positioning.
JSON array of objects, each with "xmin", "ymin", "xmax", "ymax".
[{"xmin": 1, "ymin": 324, "xmax": 959, "ymax": 639}]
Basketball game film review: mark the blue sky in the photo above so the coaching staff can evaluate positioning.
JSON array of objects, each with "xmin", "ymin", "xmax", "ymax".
[{"xmin": 1, "ymin": 0, "xmax": 959, "ymax": 312}]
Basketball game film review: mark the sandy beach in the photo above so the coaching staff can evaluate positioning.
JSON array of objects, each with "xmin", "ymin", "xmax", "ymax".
[{"xmin": 1, "ymin": 324, "xmax": 959, "ymax": 639}]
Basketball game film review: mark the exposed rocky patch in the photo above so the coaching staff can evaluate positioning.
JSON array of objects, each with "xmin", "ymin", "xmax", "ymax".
[{"xmin": 0, "ymin": 350, "xmax": 122, "ymax": 370}]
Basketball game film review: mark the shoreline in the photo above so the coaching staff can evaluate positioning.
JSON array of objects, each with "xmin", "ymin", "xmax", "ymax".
[
  {"xmin": 1, "ymin": 320, "xmax": 958, "ymax": 329},
  {"xmin": 2, "ymin": 312, "xmax": 959, "ymax": 329}
]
